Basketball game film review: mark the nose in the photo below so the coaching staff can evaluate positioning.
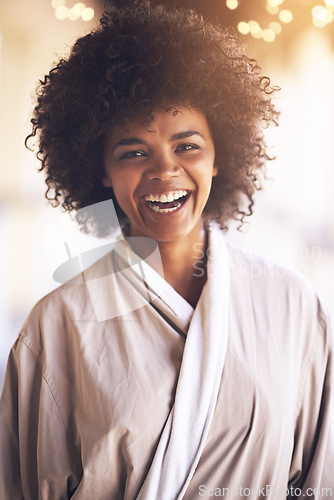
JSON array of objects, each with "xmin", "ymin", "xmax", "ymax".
[{"xmin": 144, "ymin": 151, "xmax": 181, "ymax": 181}]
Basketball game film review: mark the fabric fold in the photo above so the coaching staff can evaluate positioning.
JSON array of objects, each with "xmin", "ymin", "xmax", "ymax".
[{"xmin": 137, "ymin": 227, "xmax": 230, "ymax": 500}]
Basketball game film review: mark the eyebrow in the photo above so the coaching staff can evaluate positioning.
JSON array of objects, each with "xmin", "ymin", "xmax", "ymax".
[
  {"xmin": 112, "ymin": 130, "xmax": 203, "ymax": 152},
  {"xmin": 112, "ymin": 137, "xmax": 145, "ymax": 153},
  {"xmin": 171, "ymin": 130, "xmax": 203, "ymax": 141}
]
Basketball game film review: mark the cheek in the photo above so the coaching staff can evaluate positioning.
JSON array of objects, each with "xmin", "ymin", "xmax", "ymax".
[
  {"xmin": 113, "ymin": 181, "xmax": 128, "ymax": 204},
  {"xmin": 111, "ymin": 171, "xmax": 137, "ymax": 209},
  {"xmin": 194, "ymin": 164, "xmax": 215, "ymax": 189}
]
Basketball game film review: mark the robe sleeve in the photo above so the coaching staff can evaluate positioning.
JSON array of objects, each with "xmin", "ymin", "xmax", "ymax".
[
  {"xmin": 288, "ymin": 306, "xmax": 334, "ymax": 499},
  {"xmin": 0, "ymin": 335, "xmax": 81, "ymax": 500}
]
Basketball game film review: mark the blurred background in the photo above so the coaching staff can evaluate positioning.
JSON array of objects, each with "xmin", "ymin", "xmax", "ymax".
[{"xmin": 0, "ymin": 0, "xmax": 333, "ymax": 391}]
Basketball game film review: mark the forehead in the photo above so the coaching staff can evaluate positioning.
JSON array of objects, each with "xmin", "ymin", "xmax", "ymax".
[{"xmin": 106, "ymin": 106, "xmax": 213, "ymax": 144}]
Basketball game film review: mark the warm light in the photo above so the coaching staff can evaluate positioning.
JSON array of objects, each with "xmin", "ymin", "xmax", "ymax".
[
  {"xmin": 53, "ymin": 1, "xmax": 95, "ymax": 22},
  {"xmin": 237, "ymin": 21, "xmax": 250, "ymax": 35},
  {"xmin": 81, "ymin": 7, "xmax": 94, "ymax": 21},
  {"xmin": 312, "ymin": 17, "xmax": 327, "ymax": 27},
  {"xmin": 279, "ymin": 9, "xmax": 293, "ymax": 23},
  {"xmin": 312, "ymin": 5, "xmax": 334, "ymax": 22},
  {"xmin": 68, "ymin": 8, "xmax": 80, "ymax": 21},
  {"xmin": 248, "ymin": 20, "xmax": 261, "ymax": 34},
  {"xmin": 266, "ymin": 4, "xmax": 279, "ymax": 15},
  {"xmin": 312, "ymin": 5, "xmax": 329, "ymax": 21},
  {"xmin": 324, "ymin": 9, "xmax": 334, "ymax": 21},
  {"xmin": 298, "ymin": 0, "xmax": 312, "ymax": 5},
  {"xmin": 269, "ymin": 21, "xmax": 282, "ymax": 34},
  {"xmin": 262, "ymin": 29, "xmax": 276, "ymax": 42},
  {"xmin": 55, "ymin": 5, "xmax": 69, "ymax": 20},
  {"xmin": 324, "ymin": 0, "xmax": 334, "ymax": 13},
  {"xmin": 51, "ymin": 0, "xmax": 65, "ymax": 8},
  {"xmin": 267, "ymin": 0, "xmax": 283, "ymax": 6},
  {"xmin": 226, "ymin": 0, "xmax": 238, "ymax": 10},
  {"xmin": 251, "ymin": 29, "xmax": 263, "ymax": 39},
  {"xmin": 72, "ymin": 3, "xmax": 86, "ymax": 16}
]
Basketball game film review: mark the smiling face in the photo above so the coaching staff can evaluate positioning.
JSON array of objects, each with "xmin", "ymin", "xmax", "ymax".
[{"xmin": 103, "ymin": 107, "xmax": 218, "ymax": 244}]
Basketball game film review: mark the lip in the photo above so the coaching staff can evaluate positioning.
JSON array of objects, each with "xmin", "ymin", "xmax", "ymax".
[{"xmin": 138, "ymin": 190, "xmax": 192, "ymax": 220}]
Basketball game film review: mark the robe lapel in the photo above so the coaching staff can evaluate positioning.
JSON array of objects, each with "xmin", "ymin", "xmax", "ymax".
[
  {"xmin": 137, "ymin": 226, "xmax": 230, "ymax": 500},
  {"xmin": 84, "ymin": 235, "xmax": 193, "ymax": 336}
]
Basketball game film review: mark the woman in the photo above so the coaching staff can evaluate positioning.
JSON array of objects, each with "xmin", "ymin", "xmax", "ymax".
[{"xmin": 0, "ymin": 3, "xmax": 333, "ymax": 499}]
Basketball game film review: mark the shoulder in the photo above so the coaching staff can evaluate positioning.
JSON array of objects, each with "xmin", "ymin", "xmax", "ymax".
[
  {"xmin": 226, "ymin": 238, "xmax": 321, "ymax": 304},
  {"xmin": 220, "ymin": 234, "xmax": 333, "ymax": 390},
  {"xmin": 209, "ymin": 225, "xmax": 326, "ymax": 313},
  {"xmin": 226, "ymin": 236, "xmax": 331, "ymax": 348},
  {"xmin": 18, "ymin": 251, "xmax": 116, "ymax": 355}
]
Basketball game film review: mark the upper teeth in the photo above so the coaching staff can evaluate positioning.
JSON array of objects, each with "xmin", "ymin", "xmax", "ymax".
[{"xmin": 145, "ymin": 190, "xmax": 188, "ymax": 203}]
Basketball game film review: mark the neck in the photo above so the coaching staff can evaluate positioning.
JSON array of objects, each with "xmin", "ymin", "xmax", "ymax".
[
  {"xmin": 127, "ymin": 221, "xmax": 208, "ymax": 308},
  {"xmin": 160, "ymin": 232, "xmax": 208, "ymax": 307}
]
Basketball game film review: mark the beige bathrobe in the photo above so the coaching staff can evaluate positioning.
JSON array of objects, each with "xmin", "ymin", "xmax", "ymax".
[{"xmin": 0, "ymin": 227, "xmax": 333, "ymax": 499}]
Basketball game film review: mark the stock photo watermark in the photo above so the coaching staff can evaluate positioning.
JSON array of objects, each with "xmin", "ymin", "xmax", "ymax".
[
  {"xmin": 192, "ymin": 242, "xmax": 322, "ymax": 279},
  {"xmin": 198, "ymin": 484, "xmax": 333, "ymax": 497},
  {"xmin": 44, "ymin": 200, "xmax": 325, "ymax": 320},
  {"xmin": 44, "ymin": 199, "xmax": 165, "ymax": 321}
]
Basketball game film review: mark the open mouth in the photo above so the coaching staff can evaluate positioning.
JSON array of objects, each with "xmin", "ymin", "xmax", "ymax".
[{"xmin": 143, "ymin": 190, "xmax": 191, "ymax": 214}]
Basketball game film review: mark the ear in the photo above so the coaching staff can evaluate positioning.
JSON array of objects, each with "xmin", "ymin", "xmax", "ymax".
[
  {"xmin": 102, "ymin": 174, "xmax": 112, "ymax": 187},
  {"xmin": 212, "ymin": 164, "xmax": 218, "ymax": 178}
]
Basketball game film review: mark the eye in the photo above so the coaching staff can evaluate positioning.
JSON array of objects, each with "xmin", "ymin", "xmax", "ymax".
[
  {"xmin": 175, "ymin": 143, "xmax": 200, "ymax": 153},
  {"xmin": 119, "ymin": 150, "xmax": 147, "ymax": 160}
]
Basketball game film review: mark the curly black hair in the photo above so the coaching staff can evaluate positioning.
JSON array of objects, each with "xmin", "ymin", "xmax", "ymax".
[{"xmin": 26, "ymin": 1, "xmax": 279, "ymax": 237}]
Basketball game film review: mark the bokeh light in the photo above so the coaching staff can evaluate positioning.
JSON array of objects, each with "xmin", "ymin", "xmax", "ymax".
[
  {"xmin": 237, "ymin": 21, "xmax": 250, "ymax": 35},
  {"xmin": 55, "ymin": 5, "xmax": 69, "ymax": 20},
  {"xmin": 226, "ymin": 0, "xmax": 239, "ymax": 10},
  {"xmin": 68, "ymin": 8, "xmax": 80, "ymax": 21},
  {"xmin": 252, "ymin": 29, "xmax": 263, "ymax": 39},
  {"xmin": 262, "ymin": 29, "xmax": 276, "ymax": 42},
  {"xmin": 325, "ymin": 9, "xmax": 334, "ymax": 21},
  {"xmin": 313, "ymin": 5, "xmax": 329, "ymax": 19},
  {"xmin": 266, "ymin": 4, "xmax": 280, "ymax": 15},
  {"xmin": 269, "ymin": 21, "xmax": 282, "ymax": 34},
  {"xmin": 267, "ymin": 0, "xmax": 284, "ymax": 6},
  {"xmin": 81, "ymin": 7, "xmax": 94, "ymax": 21},
  {"xmin": 312, "ymin": 4, "xmax": 334, "ymax": 26},
  {"xmin": 248, "ymin": 20, "xmax": 261, "ymax": 34},
  {"xmin": 72, "ymin": 3, "xmax": 86, "ymax": 17},
  {"xmin": 52, "ymin": 1, "xmax": 94, "ymax": 22},
  {"xmin": 279, "ymin": 10, "xmax": 294, "ymax": 23}
]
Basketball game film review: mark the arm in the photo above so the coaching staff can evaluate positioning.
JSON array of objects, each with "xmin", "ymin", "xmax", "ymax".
[
  {"xmin": 0, "ymin": 336, "xmax": 81, "ymax": 500},
  {"xmin": 288, "ymin": 308, "xmax": 334, "ymax": 499}
]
